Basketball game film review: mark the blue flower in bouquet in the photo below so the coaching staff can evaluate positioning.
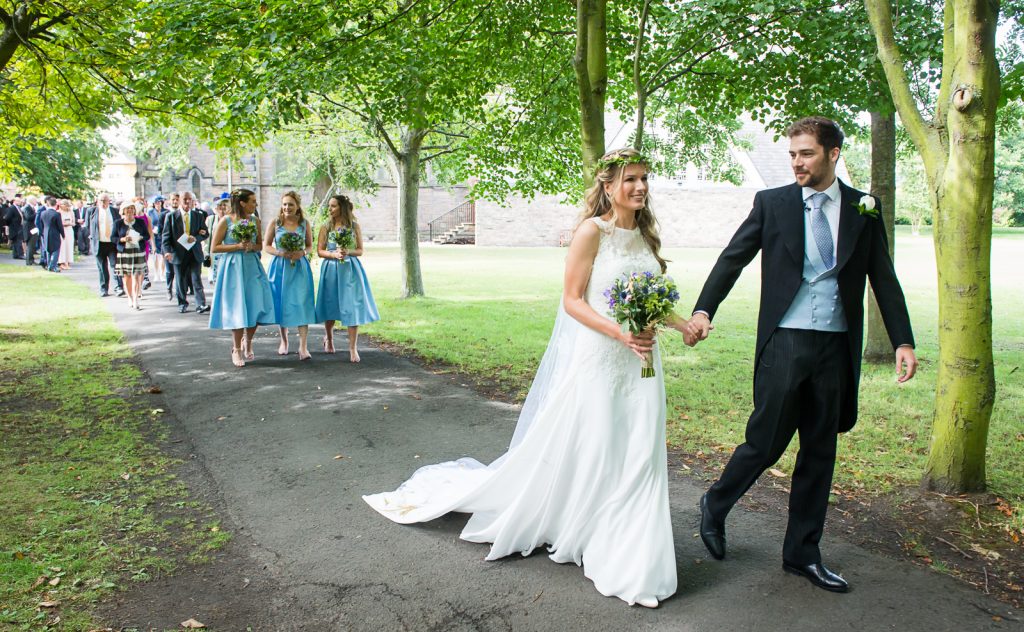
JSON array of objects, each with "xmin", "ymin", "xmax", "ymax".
[
  {"xmin": 605, "ymin": 271, "xmax": 681, "ymax": 378},
  {"xmin": 278, "ymin": 231, "xmax": 305, "ymax": 267},
  {"xmin": 230, "ymin": 218, "xmax": 258, "ymax": 245},
  {"xmin": 327, "ymin": 227, "xmax": 356, "ymax": 262}
]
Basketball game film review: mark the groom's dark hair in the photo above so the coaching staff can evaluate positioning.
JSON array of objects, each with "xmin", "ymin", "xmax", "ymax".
[{"xmin": 787, "ymin": 116, "xmax": 844, "ymax": 153}]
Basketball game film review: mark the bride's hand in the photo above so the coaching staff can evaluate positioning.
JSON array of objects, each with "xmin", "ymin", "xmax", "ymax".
[{"xmin": 620, "ymin": 330, "xmax": 655, "ymax": 360}]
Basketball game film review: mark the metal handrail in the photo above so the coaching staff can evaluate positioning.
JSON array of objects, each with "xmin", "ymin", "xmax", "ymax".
[{"xmin": 428, "ymin": 200, "xmax": 475, "ymax": 242}]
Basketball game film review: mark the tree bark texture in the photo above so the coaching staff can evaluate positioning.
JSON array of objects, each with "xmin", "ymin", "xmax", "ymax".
[
  {"xmin": 394, "ymin": 128, "xmax": 426, "ymax": 298},
  {"xmin": 864, "ymin": 110, "xmax": 897, "ymax": 362},
  {"xmin": 574, "ymin": 0, "xmax": 607, "ymax": 188},
  {"xmin": 866, "ymin": 0, "xmax": 998, "ymax": 492}
]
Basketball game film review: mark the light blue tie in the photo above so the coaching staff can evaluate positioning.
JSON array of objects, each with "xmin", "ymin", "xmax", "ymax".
[{"xmin": 807, "ymin": 192, "xmax": 834, "ymax": 269}]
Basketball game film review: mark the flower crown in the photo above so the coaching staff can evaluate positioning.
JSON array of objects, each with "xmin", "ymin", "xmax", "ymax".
[{"xmin": 595, "ymin": 152, "xmax": 648, "ymax": 175}]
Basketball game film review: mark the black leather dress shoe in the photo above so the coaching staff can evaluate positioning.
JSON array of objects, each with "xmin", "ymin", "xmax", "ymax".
[
  {"xmin": 196, "ymin": 304, "xmax": 210, "ymax": 314},
  {"xmin": 699, "ymin": 492, "xmax": 726, "ymax": 560},
  {"xmin": 178, "ymin": 304, "xmax": 189, "ymax": 313},
  {"xmin": 783, "ymin": 561, "xmax": 850, "ymax": 593}
]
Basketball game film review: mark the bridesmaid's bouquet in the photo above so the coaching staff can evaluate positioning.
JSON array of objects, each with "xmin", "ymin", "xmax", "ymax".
[
  {"xmin": 327, "ymin": 227, "xmax": 356, "ymax": 263},
  {"xmin": 230, "ymin": 218, "xmax": 258, "ymax": 244},
  {"xmin": 278, "ymin": 232, "xmax": 305, "ymax": 267},
  {"xmin": 604, "ymin": 271, "xmax": 680, "ymax": 378}
]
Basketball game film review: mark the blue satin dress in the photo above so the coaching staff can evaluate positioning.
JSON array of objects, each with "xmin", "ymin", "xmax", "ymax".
[
  {"xmin": 208, "ymin": 217, "xmax": 276, "ymax": 330},
  {"xmin": 314, "ymin": 233, "xmax": 380, "ymax": 326},
  {"xmin": 267, "ymin": 221, "xmax": 316, "ymax": 328}
]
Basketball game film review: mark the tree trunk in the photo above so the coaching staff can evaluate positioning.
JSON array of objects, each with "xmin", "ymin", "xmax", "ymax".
[
  {"xmin": 632, "ymin": 0, "xmax": 652, "ymax": 152},
  {"xmin": 863, "ymin": 110, "xmax": 897, "ymax": 362},
  {"xmin": 866, "ymin": 0, "xmax": 998, "ymax": 492},
  {"xmin": 312, "ymin": 169, "xmax": 334, "ymax": 209},
  {"xmin": 574, "ymin": 0, "xmax": 607, "ymax": 187},
  {"xmin": 923, "ymin": 0, "xmax": 998, "ymax": 493},
  {"xmin": 393, "ymin": 128, "xmax": 426, "ymax": 298},
  {"xmin": 0, "ymin": 6, "xmax": 34, "ymax": 73}
]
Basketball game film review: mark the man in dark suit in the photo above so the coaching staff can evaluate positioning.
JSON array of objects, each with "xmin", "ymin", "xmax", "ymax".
[
  {"xmin": 161, "ymin": 190, "xmax": 209, "ymax": 313},
  {"xmin": 23, "ymin": 197, "xmax": 39, "ymax": 265},
  {"xmin": 39, "ymin": 196, "xmax": 64, "ymax": 272},
  {"xmin": 3, "ymin": 195, "xmax": 24, "ymax": 259},
  {"xmin": 688, "ymin": 116, "xmax": 918, "ymax": 593},
  {"xmin": 72, "ymin": 200, "xmax": 87, "ymax": 254},
  {"xmin": 159, "ymin": 192, "xmax": 181, "ymax": 300},
  {"xmin": 87, "ymin": 193, "xmax": 124, "ymax": 296}
]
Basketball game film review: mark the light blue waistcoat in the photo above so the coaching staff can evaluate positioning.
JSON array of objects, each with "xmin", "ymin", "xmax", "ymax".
[{"xmin": 778, "ymin": 214, "xmax": 848, "ymax": 332}]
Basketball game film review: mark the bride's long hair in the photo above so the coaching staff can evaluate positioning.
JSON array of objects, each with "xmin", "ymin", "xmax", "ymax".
[{"xmin": 575, "ymin": 148, "xmax": 667, "ymax": 273}]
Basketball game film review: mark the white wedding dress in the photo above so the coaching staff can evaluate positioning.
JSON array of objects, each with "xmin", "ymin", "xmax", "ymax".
[{"xmin": 363, "ymin": 217, "xmax": 677, "ymax": 606}]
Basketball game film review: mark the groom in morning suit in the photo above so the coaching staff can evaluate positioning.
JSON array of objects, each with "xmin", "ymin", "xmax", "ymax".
[
  {"xmin": 161, "ymin": 191, "xmax": 209, "ymax": 313},
  {"xmin": 687, "ymin": 116, "xmax": 918, "ymax": 593}
]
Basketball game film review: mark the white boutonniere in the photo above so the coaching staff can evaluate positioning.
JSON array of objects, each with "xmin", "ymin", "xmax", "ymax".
[{"xmin": 857, "ymin": 195, "xmax": 879, "ymax": 218}]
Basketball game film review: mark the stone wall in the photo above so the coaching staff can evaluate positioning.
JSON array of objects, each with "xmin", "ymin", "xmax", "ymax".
[{"xmin": 476, "ymin": 183, "xmax": 760, "ymax": 248}]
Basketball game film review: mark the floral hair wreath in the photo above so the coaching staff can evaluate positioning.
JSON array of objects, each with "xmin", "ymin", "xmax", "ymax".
[{"xmin": 594, "ymin": 151, "xmax": 649, "ymax": 176}]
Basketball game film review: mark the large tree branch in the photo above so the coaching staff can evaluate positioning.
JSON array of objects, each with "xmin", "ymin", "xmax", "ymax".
[
  {"xmin": 934, "ymin": 1, "xmax": 954, "ymax": 137},
  {"xmin": 864, "ymin": 0, "xmax": 941, "ymax": 167},
  {"xmin": 353, "ymin": 84, "xmax": 401, "ymax": 159}
]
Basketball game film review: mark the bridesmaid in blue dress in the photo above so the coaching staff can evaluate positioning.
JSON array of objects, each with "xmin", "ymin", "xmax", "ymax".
[
  {"xmin": 264, "ymin": 190, "xmax": 316, "ymax": 361},
  {"xmin": 314, "ymin": 194, "xmax": 380, "ymax": 363},
  {"xmin": 209, "ymin": 188, "xmax": 276, "ymax": 367}
]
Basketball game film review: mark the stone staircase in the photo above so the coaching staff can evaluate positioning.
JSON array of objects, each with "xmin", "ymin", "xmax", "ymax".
[{"xmin": 428, "ymin": 201, "xmax": 476, "ymax": 245}]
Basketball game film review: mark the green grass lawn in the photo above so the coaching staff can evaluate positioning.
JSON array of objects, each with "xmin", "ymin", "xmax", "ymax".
[
  {"xmin": 0, "ymin": 266, "xmax": 228, "ymax": 630},
  {"xmin": 346, "ymin": 231, "xmax": 1023, "ymax": 529}
]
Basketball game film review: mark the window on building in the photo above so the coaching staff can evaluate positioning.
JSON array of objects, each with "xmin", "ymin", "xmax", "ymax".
[{"xmin": 191, "ymin": 172, "xmax": 201, "ymax": 198}]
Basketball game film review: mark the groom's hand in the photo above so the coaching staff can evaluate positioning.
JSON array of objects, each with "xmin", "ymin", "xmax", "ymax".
[
  {"xmin": 896, "ymin": 346, "xmax": 918, "ymax": 383},
  {"xmin": 685, "ymin": 312, "xmax": 714, "ymax": 346}
]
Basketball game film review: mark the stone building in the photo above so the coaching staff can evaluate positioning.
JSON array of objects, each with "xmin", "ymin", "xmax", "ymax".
[
  {"xmin": 475, "ymin": 121, "xmax": 853, "ymax": 248},
  {"xmin": 134, "ymin": 143, "xmax": 468, "ymax": 242},
  {"xmin": 133, "ymin": 121, "xmax": 850, "ymax": 247}
]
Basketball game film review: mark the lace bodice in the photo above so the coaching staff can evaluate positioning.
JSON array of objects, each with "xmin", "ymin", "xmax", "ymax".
[
  {"xmin": 584, "ymin": 217, "xmax": 661, "ymax": 315},
  {"xmin": 572, "ymin": 217, "xmax": 664, "ymax": 387}
]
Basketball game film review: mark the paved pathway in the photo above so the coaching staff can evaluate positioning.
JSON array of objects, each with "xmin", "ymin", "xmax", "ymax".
[{"xmin": 7, "ymin": 254, "xmax": 1021, "ymax": 631}]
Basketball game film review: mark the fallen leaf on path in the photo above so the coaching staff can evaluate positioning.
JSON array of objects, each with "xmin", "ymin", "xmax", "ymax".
[
  {"xmin": 148, "ymin": 386, "xmax": 162, "ymax": 394},
  {"xmin": 383, "ymin": 405, "xmax": 389, "ymax": 411},
  {"xmin": 411, "ymin": 394, "xmax": 422, "ymax": 400},
  {"xmin": 151, "ymin": 409, "xmax": 164, "ymax": 415},
  {"xmin": 28, "ymin": 576, "xmax": 46, "ymax": 590},
  {"xmin": 38, "ymin": 601, "xmax": 60, "ymax": 608},
  {"xmin": 120, "ymin": 473, "xmax": 131, "ymax": 481},
  {"xmin": 333, "ymin": 455, "xmax": 345, "ymax": 460},
  {"xmin": 969, "ymin": 544, "xmax": 1001, "ymax": 560},
  {"xmin": 217, "ymin": 416, "xmax": 226, "ymax": 421},
  {"xmin": 48, "ymin": 577, "xmax": 60, "ymax": 587},
  {"xmin": 768, "ymin": 468, "xmax": 787, "ymax": 478},
  {"xmin": 180, "ymin": 619, "xmax": 206, "ymax": 629}
]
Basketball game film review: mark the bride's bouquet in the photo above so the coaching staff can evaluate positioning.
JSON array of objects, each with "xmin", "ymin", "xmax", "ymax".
[
  {"xmin": 604, "ymin": 271, "xmax": 680, "ymax": 378},
  {"xmin": 278, "ymin": 231, "xmax": 305, "ymax": 267},
  {"xmin": 230, "ymin": 218, "xmax": 258, "ymax": 244},
  {"xmin": 327, "ymin": 227, "xmax": 356, "ymax": 262}
]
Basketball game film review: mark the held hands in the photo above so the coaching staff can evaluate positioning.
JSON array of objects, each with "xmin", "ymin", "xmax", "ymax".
[
  {"xmin": 620, "ymin": 329, "xmax": 655, "ymax": 360},
  {"xmin": 684, "ymin": 313, "xmax": 714, "ymax": 347},
  {"xmin": 896, "ymin": 346, "xmax": 918, "ymax": 383}
]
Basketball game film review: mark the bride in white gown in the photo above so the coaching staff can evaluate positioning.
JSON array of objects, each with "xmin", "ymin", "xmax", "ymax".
[{"xmin": 364, "ymin": 149, "xmax": 695, "ymax": 607}]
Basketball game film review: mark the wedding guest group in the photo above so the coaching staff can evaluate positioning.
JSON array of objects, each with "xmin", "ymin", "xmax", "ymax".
[{"xmin": 207, "ymin": 189, "xmax": 379, "ymax": 367}]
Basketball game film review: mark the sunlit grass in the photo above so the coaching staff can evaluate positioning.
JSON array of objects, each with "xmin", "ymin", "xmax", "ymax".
[{"xmin": 0, "ymin": 266, "xmax": 229, "ymax": 630}]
